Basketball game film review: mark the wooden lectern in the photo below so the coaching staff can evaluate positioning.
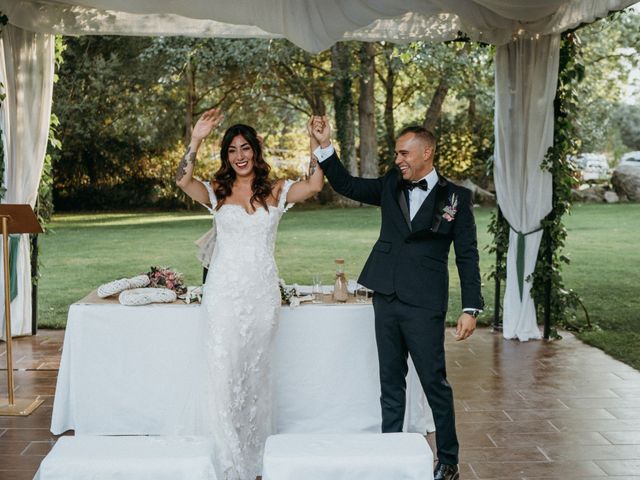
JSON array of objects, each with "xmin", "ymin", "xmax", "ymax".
[{"xmin": 0, "ymin": 204, "xmax": 43, "ymax": 416}]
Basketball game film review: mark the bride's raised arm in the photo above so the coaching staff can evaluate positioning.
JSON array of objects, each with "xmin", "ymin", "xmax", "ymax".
[
  {"xmin": 282, "ymin": 117, "xmax": 325, "ymax": 203},
  {"xmin": 175, "ymin": 108, "xmax": 224, "ymax": 205}
]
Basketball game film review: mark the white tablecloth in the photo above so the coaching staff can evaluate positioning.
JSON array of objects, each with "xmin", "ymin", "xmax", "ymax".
[{"xmin": 51, "ymin": 301, "xmax": 434, "ymax": 435}]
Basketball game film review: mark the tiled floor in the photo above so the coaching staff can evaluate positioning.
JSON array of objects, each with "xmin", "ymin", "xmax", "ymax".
[
  {"xmin": 1, "ymin": 328, "xmax": 639, "ymax": 479},
  {"xmin": 0, "ymin": 330, "xmax": 63, "ymax": 480}
]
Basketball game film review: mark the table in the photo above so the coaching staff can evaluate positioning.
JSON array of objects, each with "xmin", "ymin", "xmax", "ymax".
[{"xmin": 51, "ymin": 298, "xmax": 434, "ymax": 435}]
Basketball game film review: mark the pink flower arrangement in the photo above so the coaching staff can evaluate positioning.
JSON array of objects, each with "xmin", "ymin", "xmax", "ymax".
[{"xmin": 145, "ymin": 266, "xmax": 187, "ymax": 295}]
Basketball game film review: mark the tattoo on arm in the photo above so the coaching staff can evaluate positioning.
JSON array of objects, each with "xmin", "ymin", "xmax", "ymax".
[
  {"xmin": 176, "ymin": 147, "xmax": 196, "ymax": 182},
  {"xmin": 309, "ymin": 156, "xmax": 318, "ymax": 176}
]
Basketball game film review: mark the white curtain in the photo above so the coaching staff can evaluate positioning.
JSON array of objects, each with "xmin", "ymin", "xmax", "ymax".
[
  {"xmin": 493, "ymin": 34, "xmax": 559, "ymax": 341},
  {"xmin": 0, "ymin": 25, "xmax": 55, "ymax": 339}
]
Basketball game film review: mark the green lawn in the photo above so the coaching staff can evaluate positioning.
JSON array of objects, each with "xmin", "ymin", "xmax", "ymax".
[{"xmin": 38, "ymin": 203, "xmax": 640, "ymax": 369}]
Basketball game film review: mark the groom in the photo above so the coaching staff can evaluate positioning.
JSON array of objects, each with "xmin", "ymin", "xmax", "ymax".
[{"xmin": 311, "ymin": 118, "xmax": 483, "ymax": 480}]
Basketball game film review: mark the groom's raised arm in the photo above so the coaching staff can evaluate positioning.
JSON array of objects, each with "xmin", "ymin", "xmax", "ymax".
[
  {"xmin": 310, "ymin": 116, "xmax": 383, "ymax": 206},
  {"xmin": 316, "ymin": 145, "xmax": 383, "ymax": 206}
]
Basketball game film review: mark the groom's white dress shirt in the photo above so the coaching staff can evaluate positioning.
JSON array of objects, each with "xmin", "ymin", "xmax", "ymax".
[
  {"xmin": 407, "ymin": 168, "xmax": 439, "ymax": 220},
  {"xmin": 313, "ymin": 143, "xmax": 480, "ymax": 315},
  {"xmin": 313, "ymin": 144, "xmax": 335, "ymax": 162}
]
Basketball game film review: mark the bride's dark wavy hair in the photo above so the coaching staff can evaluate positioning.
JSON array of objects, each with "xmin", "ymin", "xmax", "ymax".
[{"xmin": 213, "ymin": 124, "xmax": 273, "ymax": 212}]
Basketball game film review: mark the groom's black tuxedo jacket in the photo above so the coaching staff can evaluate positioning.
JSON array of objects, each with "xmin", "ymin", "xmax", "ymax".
[{"xmin": 321, "ymin": 152, "xmax": 483, "ymax": 312}]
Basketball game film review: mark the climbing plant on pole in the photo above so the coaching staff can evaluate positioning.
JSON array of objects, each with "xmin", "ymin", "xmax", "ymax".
[{"xmin": 531, "ymin": 30, "xmax": 587, "ymax": 339}]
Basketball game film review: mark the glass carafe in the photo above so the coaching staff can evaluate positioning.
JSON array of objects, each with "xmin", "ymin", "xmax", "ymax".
[{"xmin": 333, "ymin": 259, "xmax": 348, "ymax": 302}]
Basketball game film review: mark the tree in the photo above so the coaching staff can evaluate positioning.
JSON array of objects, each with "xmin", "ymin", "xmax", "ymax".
[
  {"xmin": 376, "ymin": 42, "xmax": 399, "ymax": 167},
  {"xmin": 52, "ymin": 36, "xmax": 185, "ymax": 209},
  {"xmin": 396, "ymin": 40, "xmax": 494, "ymax": 180},
  {"xmin": 614, "ymin": 103, "xmax": 640, "ymax": 151},
  {"xmin": 140, "ymin": 37, "xmax": 280, "ymax": 142},
  {"xmin": 573, "ymin": 10, "xmax": 640, "ymax": 156},
  {"xmin": 358, "ymin": 42, "xmax": 378, "ymax": 178},
  {"xmin": 264, "ymin": 39, "xmax": 331, "ymax": 116},
  {"xmin": 375, "ymin": 43, "xmax": 427, "ymax": 168},
  {"xmin": 330, "ymin": 42, "xmax": 357, "ymax": 175}
]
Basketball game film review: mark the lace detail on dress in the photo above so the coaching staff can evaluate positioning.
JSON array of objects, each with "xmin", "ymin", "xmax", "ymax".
[
  {"xmin": 278, "ymin": 179, "xmax": 295, "ymax": 213},
  {"xmin": 201, "ymin": 192, "xmax": 284, "ymax": 480}
]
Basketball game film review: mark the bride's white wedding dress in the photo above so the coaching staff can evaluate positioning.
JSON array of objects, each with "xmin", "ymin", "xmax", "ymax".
[{"xmin": 200, "ymin": 179, "xmax": 294, "ymax": 480}]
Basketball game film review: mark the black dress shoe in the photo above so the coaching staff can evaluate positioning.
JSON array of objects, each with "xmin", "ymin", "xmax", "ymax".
[{"xmin": 433, "ymin": 462, "xmax": 459, "ymax": 480}]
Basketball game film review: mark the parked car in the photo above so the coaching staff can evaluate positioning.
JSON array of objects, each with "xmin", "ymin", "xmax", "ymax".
[
  {"xmin": 570, "ymin": 153, "xmax": 611, "ymax": 183},
  {"xmin": 619, "ymin": 151, "xmax": 640, "ymax": 168}
]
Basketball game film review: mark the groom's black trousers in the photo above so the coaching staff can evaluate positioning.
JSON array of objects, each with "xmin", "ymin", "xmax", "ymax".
[{"xmin": 373, "ymin": 292, "xmax": 459, "ymax": 465}]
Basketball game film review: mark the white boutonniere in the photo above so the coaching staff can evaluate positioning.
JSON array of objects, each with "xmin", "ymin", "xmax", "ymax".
[{"xmin": 442, "ymin": 193, "xmax": 458, "ymax": 222}]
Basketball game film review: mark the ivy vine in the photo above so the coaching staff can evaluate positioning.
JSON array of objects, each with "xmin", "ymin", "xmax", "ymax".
[
  {"xmin": 530, "ymin": 30, "xmax": 588, "ymax": 338},
  {"xmin": 485, "ymin": 204, "xmax": 508, "ymax": 317}
]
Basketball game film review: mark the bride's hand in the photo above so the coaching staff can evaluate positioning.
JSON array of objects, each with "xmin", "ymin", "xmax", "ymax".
[
  {"xmin": 192, "ymin": 108, "xmax": 224, "ymax": 142},
  {"xmin": 307, "ymin": 117, "xmax": 320, "ymax": 150}
]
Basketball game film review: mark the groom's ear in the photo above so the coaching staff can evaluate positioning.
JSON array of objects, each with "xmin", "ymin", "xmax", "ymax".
[{"xmin": 423, "ymin": 144, "xmax": 434, "ymax": 160}]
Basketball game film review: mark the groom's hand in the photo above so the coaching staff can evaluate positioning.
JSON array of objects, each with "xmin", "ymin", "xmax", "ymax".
[{"xmin": 455, "ymin": 313, "xmax": 476, "ymax": 341}]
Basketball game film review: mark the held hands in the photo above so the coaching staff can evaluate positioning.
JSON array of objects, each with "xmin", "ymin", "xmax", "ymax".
[
  {"xmin": 305, "ymin": 119, "xmax": 321, "ymax": 177},
  {"xmin": 307, "ymin": 117, "xmax": 320, "ymax": 151},
  {"xmin": 308, "ymin": 115, "xmax": 332, "ymax": 149},
  {"xmin": 455, "ymin": 312, "xmax": 476, "ymax": 341},
  {"xmin": 191, "ymin": 108, "xmax": 224, "ymax": 143}
]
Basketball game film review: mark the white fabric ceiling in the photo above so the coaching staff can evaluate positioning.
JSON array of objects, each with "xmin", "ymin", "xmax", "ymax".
[{"xmin": 0, "ymin": 0, "xmax": 636, "ymax": 51}]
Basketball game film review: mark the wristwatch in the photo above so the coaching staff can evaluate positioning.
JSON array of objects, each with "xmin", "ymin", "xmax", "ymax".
[{"xmin": 465, "ymin": 309, "xmax": 481, "ymax": 318}]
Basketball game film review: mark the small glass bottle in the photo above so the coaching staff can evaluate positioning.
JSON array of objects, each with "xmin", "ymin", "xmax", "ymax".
[{"xmin": 333, "ymin": 259, "xmax": 348, "ymax": 302}]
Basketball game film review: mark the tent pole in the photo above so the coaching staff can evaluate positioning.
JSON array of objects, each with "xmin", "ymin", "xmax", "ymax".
[
  {"xmin": 543, "ymin": 226, "xmax": 552, "ymax": 339},
  {"xmin": 31, "ymin": 233, "xmax": 38, "ymax": 335},
  {"xmin": 493, "ymin": 207, "xmax": 503, "ymax": 331}
]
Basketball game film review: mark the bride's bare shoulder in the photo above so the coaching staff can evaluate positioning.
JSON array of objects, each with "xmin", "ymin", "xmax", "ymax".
[{"xmin": 272, "ymin": 179, "xmax": 285, "ymax": 197}]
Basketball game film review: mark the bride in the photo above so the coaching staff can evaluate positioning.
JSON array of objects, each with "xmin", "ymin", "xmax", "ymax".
[{"xmin": 176, "ymin": 108, "xmax": 324, "ymax": 480}]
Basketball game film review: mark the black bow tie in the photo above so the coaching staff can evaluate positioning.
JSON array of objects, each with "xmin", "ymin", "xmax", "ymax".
[{"xmin": 402, "ymin": 179, "xmax": 429, "ymax": 191}]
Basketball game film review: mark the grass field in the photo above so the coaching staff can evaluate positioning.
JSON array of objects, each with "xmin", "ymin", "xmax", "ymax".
[{"xmin": 37, "ymin": 203, "xmax": 640, "ymax": 369}]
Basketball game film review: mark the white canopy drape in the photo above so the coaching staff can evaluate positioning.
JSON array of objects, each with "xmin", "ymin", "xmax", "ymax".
[
  {"xmin": 494, "ymin": 34, "xmax": 560, "ymax": 341},
  {"xmin": 0, "ymin": 24, "xmax": 55, "ymax": 339},
  {"xmin": 1, "ymin": 1, "xmax": 635, "ymax": 51},
  {"xmin": 0, "ymin": 0, "xmax": 635, "ymax": 338}
]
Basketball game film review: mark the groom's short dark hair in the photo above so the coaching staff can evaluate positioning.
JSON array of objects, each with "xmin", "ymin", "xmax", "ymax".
[{"xmin": 398, "ymin": 126, "xmax": 436, "ymax": 150}]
